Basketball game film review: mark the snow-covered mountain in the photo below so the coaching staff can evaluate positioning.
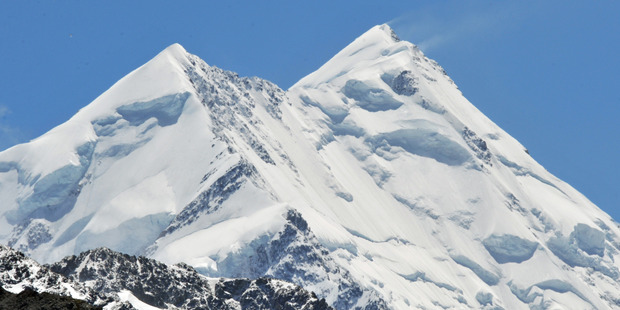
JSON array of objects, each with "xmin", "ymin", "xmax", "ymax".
[
  {"xmin": 0, "ymin": 244, "xmax": 115, "ymax": 307},
  {"xmin": 0, "ymin": 244, "xmax": 331, "ymax": 309},
  {"xmin": 2, "ymin": 24, "xmax": 620, "ymax": 309}
]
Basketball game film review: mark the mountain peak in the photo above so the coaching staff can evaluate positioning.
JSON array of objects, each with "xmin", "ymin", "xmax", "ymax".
[
  {"xmin": 154, "ymin": 43, "xmax": 190, "ymax": 65},
  {"xmin": 78, "ymin": 43, "xmax": 194, "ymax": 117},
  {"xmin": 0, "ymin": 43, "xmax": 198, "ymax": 196},
  {"xmin": 334, "ymin": 23, "xmax": 403, "ymax": 57},
  {"xmin": 291, "ymin": 24, "xmax": 417, "ymax": 89},
  {"xmin": 374, "ymin": 23, "xmax": 401, "ymax": 42},
  {"xmin": 349, "ymin": 24, "xmax": 401, "ymax": 48},
  {"xmin": 162, "ymin": 42, "xmax": 187, "ymax": 55},
  {"xmin": 3, "ymin": 26, "xmax": 620, "ymax": 310}
]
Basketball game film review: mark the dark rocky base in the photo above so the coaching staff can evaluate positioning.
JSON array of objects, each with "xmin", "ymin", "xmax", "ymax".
[{"xmin": 0, "ymin": 287, "xmax": 101, "ymax": 310}]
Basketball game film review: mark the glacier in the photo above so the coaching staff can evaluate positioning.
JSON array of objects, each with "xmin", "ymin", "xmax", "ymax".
[{"xmin": 1, "ymin": 24, "xmax": 620, "ymax": 309}]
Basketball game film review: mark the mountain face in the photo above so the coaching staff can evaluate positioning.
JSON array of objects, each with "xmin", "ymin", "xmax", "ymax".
[
  {"xmin": 49, "ymin": 247, "xmax": 331, "ymax": 310},
  {"xmin": 1, "ymin": 24, "xmax": 620, "ymax": 309},
  {"xmin": 0, "ymin": 244, "xmax": 123, "ymax": 309},
  {"xmin": 0, "ymin": 244, "xmax": 331, "ymax": 310}
]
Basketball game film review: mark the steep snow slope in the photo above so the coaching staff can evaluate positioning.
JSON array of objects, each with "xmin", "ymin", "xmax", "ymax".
[
  {"xmin": 285, "ymin": 25, "xmax": 620, "ymax": 309},
  {"xmin": 1, "ymin": 24, "xmax": 620, "ymax": 309},
  {"xmin": 289, "ymin": 25, "xmax": 620, "ymax": 309},
  {"xmin": 0, "ymin": 43, "xmax": 279, "ymax": 265}
]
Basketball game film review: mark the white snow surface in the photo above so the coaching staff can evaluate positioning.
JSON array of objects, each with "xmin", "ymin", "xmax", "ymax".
[
  {"xmin": 117, "ymin": 290, "xmax": 163, "ymax": 310},
  {"xmin": 2, "ymin": 24, "xmax": 620, "ymax": 309}
]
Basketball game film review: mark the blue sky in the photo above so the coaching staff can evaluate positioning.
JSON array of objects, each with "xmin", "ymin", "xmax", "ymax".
[{"xmin": 0, "ymin": 1, "xmax": 618, "ymax": 220}]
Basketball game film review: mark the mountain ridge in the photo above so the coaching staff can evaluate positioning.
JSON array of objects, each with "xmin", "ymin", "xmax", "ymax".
[
  {"xmin": 0, "ymin": 243, "xmax": 332, "ymax": 309},
  {"xmin": 1, "ymin": 24, "xmax": 620, "ymax": 309}
]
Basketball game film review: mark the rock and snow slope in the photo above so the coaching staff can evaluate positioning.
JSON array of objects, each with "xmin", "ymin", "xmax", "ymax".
[
  {"xmin": 0, "ymin": 244, "xmax": 331, "ymax": 309},
  {"xmin": 1, "ymin": 24, "xmax": 620, "ymax": 309},
  {"xmin": 0, "ymin": 244, "xmax": 113, "ymax": 307}
]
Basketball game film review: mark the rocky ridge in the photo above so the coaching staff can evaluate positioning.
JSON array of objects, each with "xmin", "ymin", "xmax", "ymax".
[{"xmin": 0, "ymin": 244, "xmax": 331, "ymax": 309}]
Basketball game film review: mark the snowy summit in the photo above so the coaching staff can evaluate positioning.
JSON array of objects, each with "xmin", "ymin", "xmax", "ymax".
[{"xmin": 1, "ymin": 24, "xmax": 620, "ymax": 309}]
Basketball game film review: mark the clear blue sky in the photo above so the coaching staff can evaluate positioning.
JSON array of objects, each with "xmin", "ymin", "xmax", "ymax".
[{"xmin": 1, "ymin": 1, "xmax": 618, "ymax": 220}]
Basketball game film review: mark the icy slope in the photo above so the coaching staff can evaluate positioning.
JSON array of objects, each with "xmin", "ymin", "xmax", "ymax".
[
  {"xmin": 0, "ymin": 43, "xmax": 265, "ymax": 264},
  {"xmin": 1, "ymin": 24, "xmax": 620, "ymax": 309},
  {"xmin": 286, "ymin": 25, "xmax": 620, "ymax": 308}
]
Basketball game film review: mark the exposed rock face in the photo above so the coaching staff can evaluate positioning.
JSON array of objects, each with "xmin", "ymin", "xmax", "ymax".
[
  {"xmin": 0, "ymin": 287, "xmax": 103, "ymax": 310},
  {"xmin": 204, "ymin": 209, "xmax": 387, "ymax": 309},
  {"xmin": 50, "ymin": 247, "xmax": 332, "ymax": 310},
  {"xmin": 1, "ymin": 244, "xmax": 331, "ymax": 309},
  {"xmin": 212, "ymin": 278, "xmax": 331, "ymax": 310},
  {"xmin": 0, "ymin": 244, "xmax": 113, "ymax": 308}
]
